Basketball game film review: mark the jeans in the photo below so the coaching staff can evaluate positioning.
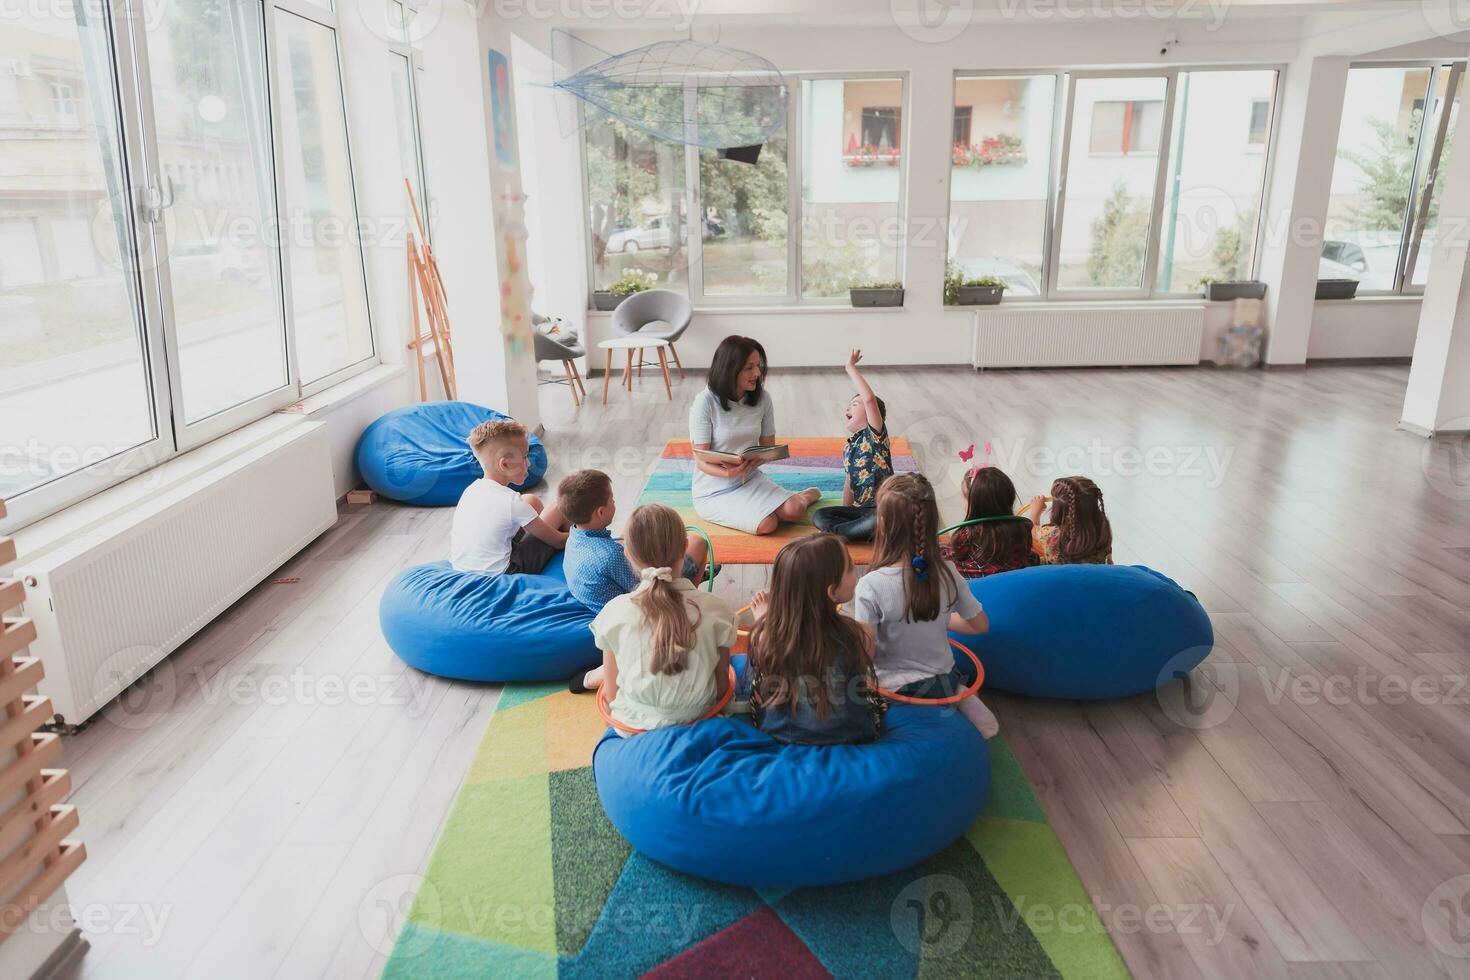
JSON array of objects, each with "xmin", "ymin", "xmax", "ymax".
[{"xmin": 812, "ymin": 505, "xmax": 877, "ymax": 541}]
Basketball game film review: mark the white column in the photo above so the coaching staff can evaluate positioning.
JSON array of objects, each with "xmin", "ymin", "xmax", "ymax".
[
  {"xmin": 1403, "ymin": 94, "xmax": 1470, "ymax": 435},
  {"xmin": 1255, "ymin": 55, "xmax": 1349, "ymax": 366},
  {"xmin": 416, "ymin": 3, "xmax": 540, "ymax": 428},
  {"xmin": 902, "ymin": 60, "xmax": 953, "ymax": 321}
]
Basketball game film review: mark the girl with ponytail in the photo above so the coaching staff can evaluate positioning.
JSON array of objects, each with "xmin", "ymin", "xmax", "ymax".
[
  {"xmin": 590, "ymin": 503, "xmax": 738, "ymax": 735},
  {"xmin": 1023, "ymin": 476, "xmax": 1113, "ymax": 565},
  {"xmin": 853, "ymin": 474, "xmax": 1000, "ymax": 738}
]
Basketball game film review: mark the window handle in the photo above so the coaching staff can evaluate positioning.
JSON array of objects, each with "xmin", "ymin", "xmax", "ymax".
[{"xmin": 141, "ymin": 175, "xmax": 175, "ymax": 223}]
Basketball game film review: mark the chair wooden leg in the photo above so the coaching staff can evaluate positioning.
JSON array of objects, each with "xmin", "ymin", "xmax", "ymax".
[
  {"xmin": 624, "ymin": 348, "xmax": 634, "ymax": 390},
  {"xmin": 668, "ymin": 342, "xmax": 684, "ymax": 379},
  {"xmin": 602, "ymin": 348, "xmax": 613, "ymax": 405},
  {"xmin": 637, "ymin": 348, "xmax": 644, "ymax": 381},
  {"xmin": 657, "ymin": 346, "xmax": 673, "ymax": 401},
  {"xmin": 571, "ymin": 359, "xmax": 587, "ymax": 397},
  {"xmin": 562, "ymin": 359, "xmax": 581, "ymax": 407}
]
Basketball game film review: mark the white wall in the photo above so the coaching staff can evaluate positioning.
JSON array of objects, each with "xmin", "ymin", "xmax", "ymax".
[{"xmin": 1308, "ymin": 299, "xmax": 1421, "ymax": 360}]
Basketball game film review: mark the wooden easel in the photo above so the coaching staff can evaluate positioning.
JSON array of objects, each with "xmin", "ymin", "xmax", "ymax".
[
  {"xmin": 405, "ymin": 180, "xmax": 457, "ymax": 402},
  {"xmin": 0, "ymin": 499, "xmax": 86, "ymax": 940}
]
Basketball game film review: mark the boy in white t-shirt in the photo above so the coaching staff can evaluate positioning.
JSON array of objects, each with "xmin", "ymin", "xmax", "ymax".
[{"xmin": 450, "ymin": 419, "xmax": 569, "ymax": 575}]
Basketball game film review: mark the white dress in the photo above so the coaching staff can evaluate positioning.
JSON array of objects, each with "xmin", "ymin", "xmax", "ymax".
[{"xmin": 688, "ymin": 388, "xmax": 796, "ymax": 534}]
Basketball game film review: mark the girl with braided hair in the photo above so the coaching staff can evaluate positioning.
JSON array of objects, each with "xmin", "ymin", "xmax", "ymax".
[
  {"xmin": 1023, "ymin": 476, "xmax": 1114, "ymax": 565},
  {"xmin": 852, "ymin": 473, "xmax": 999, "ymax": 738}
]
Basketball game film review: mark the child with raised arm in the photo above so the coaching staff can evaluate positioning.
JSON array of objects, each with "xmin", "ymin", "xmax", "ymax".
[
  {"xmin": 811, "ymin": 349, "xmax": 893, "ymax": 542},
  {"xmin": 450, "ymin": 419, "xmax": 568, "ymax": 575}
]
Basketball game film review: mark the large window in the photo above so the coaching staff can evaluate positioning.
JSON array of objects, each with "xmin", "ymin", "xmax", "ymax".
[
  {"xmin": 143, "ymin": 0, "xmax": 288, "ymax": 426},
  {"xmin": 1157, "ymin": 70, "xmax": 1279, "ymax": 291},
  {"xmin": 275, "ymin": 10, "xmax": 373, "ymax": 385},
  {"xmin": 948, "ymin": 67, "xmax": 1280, "ymax": 301},
  {"xmin": 697, "ymin": 86, "xmax": 790, "ymax": 297},
  {"xmin": 0, "ymin": 0, "xmax": 377, "ymax": 532},
  {"xmin": 1055, "ymin": 76, "xmax": 1169, "ymax": 293},
  {"xmin": 0, "ymin": 4, "xmax": 160, "ymax": 510},
  {"xmin": 579, "ymin": 73, "xmax": 905, "ymax": 305},
  {"xmin": 948, "ymin": 74, "xmax": 1056, "ymax": 297},
  {"xmin": 583, "ymin": 90, "xmax": 689, "ymax": 293},
  {"xmin": 800, "ymin": 76, "xmax": 905, "ymax": 299},
  {"xmin": 1324, "ymin": 63, "xmax": 1463, "ymax": 294}
]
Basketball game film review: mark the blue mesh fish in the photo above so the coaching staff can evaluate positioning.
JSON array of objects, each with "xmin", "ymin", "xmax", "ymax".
[{"xmin": 553, "ymin": 38, "xmax": 786, "ymax": 150}]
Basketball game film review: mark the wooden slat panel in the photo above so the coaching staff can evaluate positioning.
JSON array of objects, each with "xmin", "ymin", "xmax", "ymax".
[
  {"xmin": 0, "ymin": 659, "xmax": 43, "ymax": 714},
  {"xmin": 0, "ymin": 538, "xmax": 14, "ymax": 568},
  {"xmin": 0, "ymin": 841, "xmax": 84, "ymax": 937},
  {"xmin": 0, "ymin": 771, "xmax": 70, "ymax": 861},
  {"xmin": 0, "ymin": 696, "xmax": 52, "ymax": 754},
  {"xmin": 0, "ymin": 619, "xmax": 35, "ymax": 661},
  {"xmin": 0, "ymin": 735, "xmax": 62, "ymax": 803},
  {"xmin": 0, "ymin": 805, "xmax": 76, "ymax": 903},
  {"xmin": 0, "ymin": 580, "xmax": 22, "ymax": 617}
]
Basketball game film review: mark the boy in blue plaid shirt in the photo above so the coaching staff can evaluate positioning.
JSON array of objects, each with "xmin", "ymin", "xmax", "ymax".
[{"xmin": 559, "ymin": 469, "xmax": 717, "ymax": 693}]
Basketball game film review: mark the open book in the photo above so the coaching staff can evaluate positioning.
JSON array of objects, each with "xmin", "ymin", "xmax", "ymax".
[{"xmin": 693, "ymin": 444, "xmax": 790, "ymax": 466}]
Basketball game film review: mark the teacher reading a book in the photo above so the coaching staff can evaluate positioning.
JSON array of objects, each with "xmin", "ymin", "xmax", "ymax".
[{"xmin": 688, "ymin": 335, "xmax": 821, "ymax": 536}]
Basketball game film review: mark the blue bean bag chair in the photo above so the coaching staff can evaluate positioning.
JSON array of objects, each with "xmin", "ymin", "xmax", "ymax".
[
  {"xmin": 593, "ymin": 705, "xmax": 990, "ymax": 888},
  {"xmin": 355, "ymin": 401, "xmax": 547, "ymax": 506},
  {"xmin": 950, "ymin": 564, "xmax": 1212, "ymax": 699},
  {"xmin": 380, "ymin": 553, "xmax": 598, "ymax": 682}
]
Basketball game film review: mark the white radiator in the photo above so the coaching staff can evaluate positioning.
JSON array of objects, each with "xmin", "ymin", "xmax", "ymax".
[
  {"xmin": 971, "ymin": 305, "xmax": 1204, "ymax": 368},
  {"xmin": 14, "ymin": 423, "xmax": 338, "ymax": 727}
]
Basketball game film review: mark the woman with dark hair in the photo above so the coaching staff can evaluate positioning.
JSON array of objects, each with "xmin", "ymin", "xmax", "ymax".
[{"xmin": 688, "ymin": 336, "xmax": 820, "ymax": 535}]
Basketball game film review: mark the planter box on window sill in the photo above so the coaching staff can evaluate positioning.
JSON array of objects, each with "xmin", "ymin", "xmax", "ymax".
[
  {"xmin": 1315, "ymin": 279, "xmax": 1359, "ymax": 301},
  {"xmin": 1202, "ymin": 281, "xmax": 1266, "ymax": 301},
  {"xmin": 850, "ymin": 288, "xmax": 905, "ymax": 308},
  {"xmin": 592, "ymin": 292, "xmax": 625, "ymax": 311},
  {"xmin": 954, "ymin": 286, "xmax": 1005, "ymax": 306}
]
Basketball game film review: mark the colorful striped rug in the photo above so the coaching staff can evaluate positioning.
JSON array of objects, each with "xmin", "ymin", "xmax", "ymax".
[
  {"xmin": 636, "ymin": 437, "xmax": 919, "ymax": 565},
  {"xmin": 383, "ymin": 682, "xmax": 1128, "ymax": 979}
]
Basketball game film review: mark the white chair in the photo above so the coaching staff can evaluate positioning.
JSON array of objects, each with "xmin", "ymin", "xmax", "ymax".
[{"xmin": 610, "ymin": 289, "xmax": 693, "ymax": 378}]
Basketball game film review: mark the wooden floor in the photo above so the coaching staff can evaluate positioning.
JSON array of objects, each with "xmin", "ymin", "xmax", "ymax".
[{"xmin": 61, "ymin": 362, "xmax": 1470, "ymax": 979}]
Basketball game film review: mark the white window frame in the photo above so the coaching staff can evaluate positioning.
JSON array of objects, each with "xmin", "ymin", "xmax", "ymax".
[
  {"xmin": 948, "ymin": 64, "xmax": 1283, "ymax": 303},
  {"xmin": 1338, "ymin": 60, "xmax": 1466, "ymax": 298},
  {"xmin": 2, "ymin": 0, "xmax": 380, "ymax": 534},
  {"xmin": 387, "ymin": 9, "xmax": 431, "ymax": 244},
  {"xmin": 272, "ymin": 0, "xmax": 378, "ymax": 397}
]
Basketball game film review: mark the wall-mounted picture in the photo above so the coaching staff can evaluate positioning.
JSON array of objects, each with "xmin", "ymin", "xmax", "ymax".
[{"xmin": 488, "ymin": 48, "xmax": 517, "ymax": 170}]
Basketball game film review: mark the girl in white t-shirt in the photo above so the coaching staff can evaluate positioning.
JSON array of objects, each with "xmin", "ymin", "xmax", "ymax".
[
  {"xmin": 852, "ymin": 473, "xmax": 998, "ymax": 738},
  {"xmin": 591, "ymin": 503, "xmax": 738, "ymax": 735}
]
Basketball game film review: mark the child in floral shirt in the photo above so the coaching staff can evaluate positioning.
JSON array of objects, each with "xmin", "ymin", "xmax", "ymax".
[{"xmin": 812, "ymin": 349, "xmax": 893, "ymax": 541}]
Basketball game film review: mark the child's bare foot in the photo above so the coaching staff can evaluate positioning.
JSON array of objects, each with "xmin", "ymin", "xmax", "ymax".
[{"xmin": 800, "ymin": 488, "xmax": 821, "ymax": 507}]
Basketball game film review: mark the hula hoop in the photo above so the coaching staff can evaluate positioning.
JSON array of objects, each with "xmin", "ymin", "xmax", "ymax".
[
  {"xmin": 684, "ymin": 525, "xmax": 717, "ymax": 592},
  {"xmin": 940, "ymin": 514, "xmax": 1046, "ymax": 558},
  {"xmin": 875, "ymin": 638, "xmax": 986, "ymax": 706},
  {"xmin": 939, "ymin": 516, "xmax": 1033, "ymax": 537},
  {"xmin": 596, "ymin": 663, "xmax": 739, "ymax": 735}
]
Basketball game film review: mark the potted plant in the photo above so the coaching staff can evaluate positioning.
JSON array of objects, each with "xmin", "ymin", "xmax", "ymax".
[
  {"xmin": 849, "ymin": 280, "xmax": 904, "ymax": 307},
  {"xmin": 1315, "ymin": 279, "xmax": 1360, "ymax": 300},
  {"xmin": 944, "ymin": 264, "xmax": 1008, "ymax": 306},
  {"xmin": 1196, "ymin": 277, "xmax": 1267, "ymax": 301},
  {"xmin": 592, "ymin": 269, "xmax": 657, "ymax": 311}
]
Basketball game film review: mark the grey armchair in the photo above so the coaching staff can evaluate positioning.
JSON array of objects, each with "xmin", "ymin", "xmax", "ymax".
[
  {"xmin": 534, "ymin": 327, "xmax": 588, "ymax": 407},
  {"xmin": 610, "ymin": 288, "xmax": 693, "ymax": 378}
]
